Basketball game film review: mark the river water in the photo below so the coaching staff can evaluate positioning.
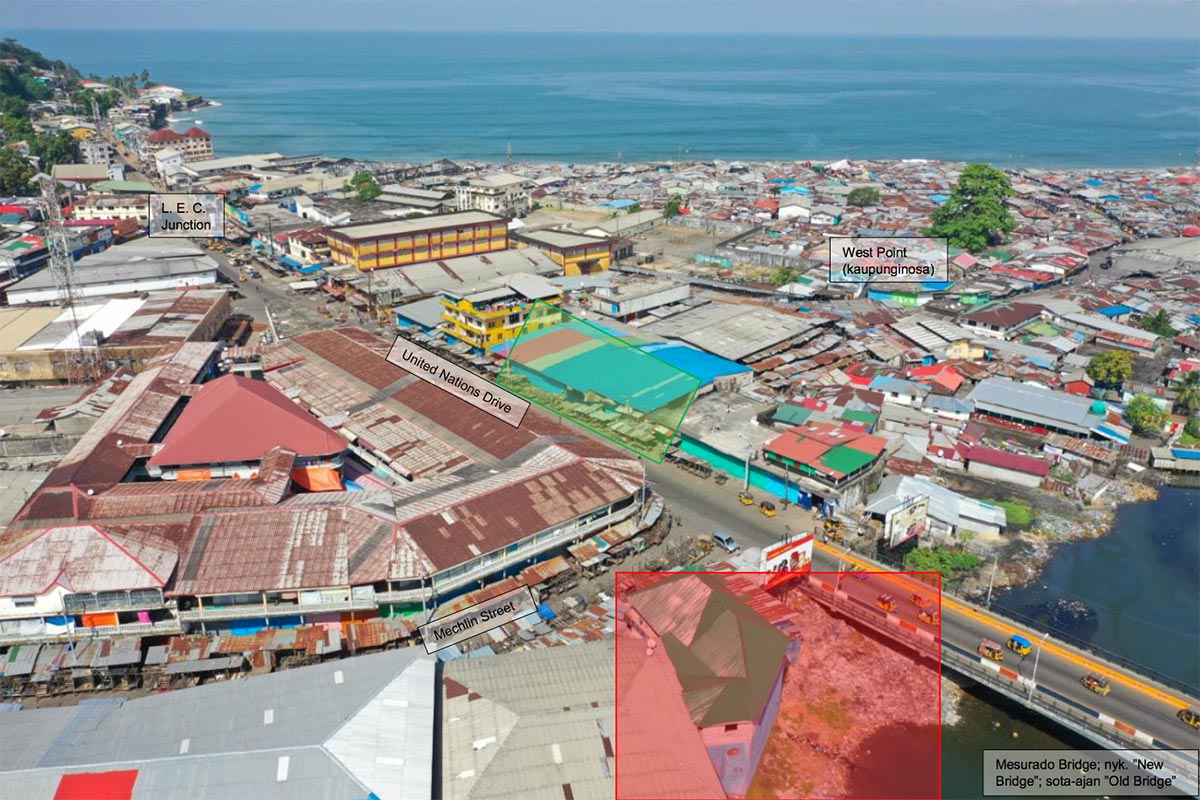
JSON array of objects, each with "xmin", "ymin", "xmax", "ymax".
[{"xmin": 940, "ymin": 486, "xmax": 1200, "ymax": 799}]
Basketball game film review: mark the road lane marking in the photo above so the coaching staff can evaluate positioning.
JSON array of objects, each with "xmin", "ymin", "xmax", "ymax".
[{"xmin": 814, "ymin": 541, "xmax": 1195, "ymax": 711}]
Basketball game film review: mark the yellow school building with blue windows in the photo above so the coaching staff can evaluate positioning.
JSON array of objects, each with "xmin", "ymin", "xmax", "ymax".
[{"xmin": 325, "ymin": 211, "xmax": 508, "ymax": 272}]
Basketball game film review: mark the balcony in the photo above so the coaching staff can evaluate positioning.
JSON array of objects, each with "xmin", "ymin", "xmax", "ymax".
[
  {"xmin": 376, "ymin": 500, "xmax": 643, "ymax": 604},
  {"xmin": 0, "ymin": 619, "xmax": 183, "ymax": 646},
  {"xmin": 177, "ymin": 597, "xmax": 378, "ymax": 622}
]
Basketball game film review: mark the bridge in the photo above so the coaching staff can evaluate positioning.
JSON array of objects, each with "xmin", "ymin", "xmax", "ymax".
[{"xmin": 796, "ymin": 541, "xmax": 1200, "ymax": 795}]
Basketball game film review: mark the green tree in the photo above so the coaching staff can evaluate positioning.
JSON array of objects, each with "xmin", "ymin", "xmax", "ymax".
[
  {"xmin": 770, "ymin": 268, "xmax": 797, "ymax": 286},
  {"xmin": 139, "ymin": 69, "xmax": 150, "ymax": 87},
  {"xmin": 847, "ymin": 186, "xmax": 880, "ymax": 207},
  {"xmin": 1125, "ymin": 394, "xmax": 1168, "ymax": 436},
  {"xmin": 358, "ymin": 181, "xmax": 382, "ymax": 201},
  {"xmin": 30, "ymin": 130, "xmax": 79, "ymax": 170},
  {"xmin": 1139, "ymin": 309, "xmax": 1175, "ymax": 337},
  {"xmin": 1171, "ymin": 371, "xmax": 1200, "ymax": 415},
  {"xmin": 926, "ymin": 163, "xmax": 1015, "ymax": 252},
  {"xmin": 627, "ymin": 202, "xmax": 642, "ymax": 213},
  {"xmin": 348, "ymin": 170, "xmax": 375, "ymax": 189},
  {"xmin": 1086, "ymin": 350, "xmax": 1134, "ymax": 387},
  {"xmin": 0, "ymin": 148, "xmax": 36, "ymax": 196},
  {"xmin": 663, "ymin": 194, "xmax": 683, "ymax": 218}
]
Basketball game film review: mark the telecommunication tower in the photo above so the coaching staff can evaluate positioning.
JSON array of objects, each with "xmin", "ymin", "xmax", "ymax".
[{"xmin": 34, "ymin": 173, "xmax": 95, "ymax": 383}]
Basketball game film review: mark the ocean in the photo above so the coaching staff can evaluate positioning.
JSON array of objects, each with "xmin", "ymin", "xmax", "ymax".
[{"xmin": 11, "ymin": 30, "xmax": 1200, "ymax": 167}]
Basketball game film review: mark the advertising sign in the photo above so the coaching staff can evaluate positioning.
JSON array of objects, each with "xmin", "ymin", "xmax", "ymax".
[
  {"xmin": 885, "ymin": 496, "xmax": 930, "ymax": 548},
  {"xmin": 760, "ymin": 533, "xmax": 814, "ymax": 574}
]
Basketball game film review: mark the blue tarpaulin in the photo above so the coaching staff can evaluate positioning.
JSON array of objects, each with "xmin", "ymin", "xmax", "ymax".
[
  {"xmin": 536, "ymin": 603, "xmax": 557, "ymax": 621},
  {"xmin": 1097, "ymin": 305, "xmax": 1133, "ymax": 317},
  {"xmin": 279, "ymin": 256, "xmax": 302, "ymax": 268}
]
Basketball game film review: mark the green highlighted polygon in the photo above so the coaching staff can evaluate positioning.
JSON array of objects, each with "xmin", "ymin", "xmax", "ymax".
[{"xmin": 497, "ymin": 301, "xmax": 701, "ymax": 462}]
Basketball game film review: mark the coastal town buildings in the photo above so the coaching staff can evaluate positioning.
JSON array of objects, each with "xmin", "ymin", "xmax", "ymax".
[
  {"xmin": 511, "ymin": 228, "xmax": 614, "ymax": 274},
  {"xmin": 439, "ymin": 272, "xmax": 562, "ymax": 350},
  {"xmin": 325, "ymin": 211, "xmax": 508, "ymax": 272},
  {"xmin": 143, "ymin": 126, "xmax": 214, "ymax": 161},
  {"xmin": 455, "ymin": 172, "xmax": 532, "ymax": 218}
]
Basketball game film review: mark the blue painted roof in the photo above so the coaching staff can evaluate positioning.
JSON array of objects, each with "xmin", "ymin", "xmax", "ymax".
[
  {"xmin": 921, "ymin": 280, "xmax": 954, "ymax": 291},
  {"xmin": 930, "ymin": 194, "xmax": 949, "ymax": 204},
  {"xmin": 769, "ymin": 178, "xmax": 794, "ymax": 184},
  {"xmin": 1097, "ymin": 304, "xmax": 1133, "ymax": 317},
  {"xmin": 602, "ymin": 199, "xmax": 636, "ymax": 208},
  {"xmin": 637, "ymin": 342, "xmax": 751, "ymax": 384},
  {"xmin": 1083, "ymin": 178, "xmax": 1104, "ymax": 186},
  {"xmin": 780, "ymin": 186, "xmax": 811, "ymax": 195},
  {"xmin": 279, "ymin": 255, "xmax": 301, "ymax": 268},
  {"xmin": 1171, "ymin": 448, "xmax": 1200, "ymax": 460}
]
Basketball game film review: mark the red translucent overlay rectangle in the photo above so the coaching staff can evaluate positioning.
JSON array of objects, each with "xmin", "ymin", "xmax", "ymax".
[{"xmin": 615, "ymin": 570, "xmax": 942, "ymax": 800}]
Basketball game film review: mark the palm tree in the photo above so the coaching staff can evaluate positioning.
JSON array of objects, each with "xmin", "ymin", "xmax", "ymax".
[{"xmin": 1172, "ymin": 371, "xmax": 1200, "ymax": 414}]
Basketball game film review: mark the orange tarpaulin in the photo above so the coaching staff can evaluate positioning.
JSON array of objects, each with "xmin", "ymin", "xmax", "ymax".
[
  {"xmin": 81, "ymin": 612, "xmax": 119, "ymax": 628},
  {"xmin": 176, "ymin": 468, "xmax": 213, "ymax": 481},
  {"xmin": 290, "ymin": 466, "xmax": 343, "ymax": 492}
]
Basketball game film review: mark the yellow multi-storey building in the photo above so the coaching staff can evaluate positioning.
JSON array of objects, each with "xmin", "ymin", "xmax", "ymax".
[
  {"xmin": 511, "ymin": 229, "xmax": 613, "ymax": 275},
  {"xmin": 325, "ymin": 211, "xmax": 508, "ymax": 272},
  {"xmin": 440, "ymin": 274, "xmax": 562, "ymax": 351}
]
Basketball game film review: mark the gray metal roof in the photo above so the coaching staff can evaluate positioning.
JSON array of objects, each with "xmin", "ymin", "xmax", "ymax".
[
  {"xmin": 442, "ymin": 640, "xmax": 614, "ymax": 800},
  {"xmin": 0, "ymin": 648, "xmax": 435, "ymax": 800},
  {"xmin": 966, "ymin": 377, "xmax": 1102, "ymax": 434},
  {"xmin": 641, "ymin": 302, "xmax": 812, "ymax": 361},
  {"xmin": 865, "ymin": 474, "xmax": 1007, "ymax": 531}
]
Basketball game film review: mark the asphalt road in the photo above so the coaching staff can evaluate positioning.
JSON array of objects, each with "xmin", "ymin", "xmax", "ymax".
[{"xmin": 645, "ymin": 459, "xmax": 1200, "ymax": 754}]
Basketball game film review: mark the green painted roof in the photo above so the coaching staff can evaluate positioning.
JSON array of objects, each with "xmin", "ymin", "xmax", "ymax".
[
  {"xmin": 773, "ymin": 404, "xmax": 813, "ymax": 425},
  {"xmin": 841, "ymin": 409, "xmax": 879, "ymax": 425},
  {"xmin": 819, "ymin": 445, "xmax": 877, "ymax": 476}
]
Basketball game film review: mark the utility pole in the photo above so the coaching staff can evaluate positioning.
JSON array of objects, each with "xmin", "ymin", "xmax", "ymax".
[
  {"xmin": 34, "ymin": 174, "xmax": 92, "ymax": 383},
  {"xmin": 985, "ymin": 555, "xmax": 999, "ymax": 608},
  {"xmin": 505, "ymin": 142, "xmax": 512, "ymax": 165},
  {"xmin": 1027, "ymin": 631, "xmax": 1049, "ymax": 703}
]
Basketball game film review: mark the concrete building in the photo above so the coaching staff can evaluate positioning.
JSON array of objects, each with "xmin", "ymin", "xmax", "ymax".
[
  {"xmin": 78, "ymin": 136, "xmax": 115, "ymax": 166},
  {"xmin": 5, "ymin": 238, "xmax": 220, "ymax": 305},
  {"xmin": 965, "ymin": 445, "xmax": 1050, "ymax": 488},
  {"xmin": 325, "ymin": 211, "xmax": 508, "ymax": 272},
  {"xmin": 588, "ymin": 277, "xmax": 690, "ymax": 321},
  {"xmin": 71, "ymin": 193, "xmax": 151, "ymax": 225},
  {"xmin": 511, "ymin": 229, "xmax": 614, "ymax": 275},
  {"xmin": 440, "ymin": 272, "xmax": 562, "ymax": 351},
  {"xmin": 0, "ymin": 290, "xmax": 230, "ymax": 385},
  {"xmin": 143, "ymin": 126, "xmax": 213, "ymax": 161},
  {"xmin": 865, "ymin": 474, "xmax": 1007, "ymax": 539},
  {"xmin": 456, "ymin": 172, "xmax": 532, "ymax": 218}
]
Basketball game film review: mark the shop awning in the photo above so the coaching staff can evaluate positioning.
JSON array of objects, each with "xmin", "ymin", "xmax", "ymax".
[
  {"xmin": 279, "ymin": 255, "xmax": 302, "ymax": 268},
  {"xmin": 321, "ymin": 284, "xmax": 344, "ymax": 300},
  {"xmin": 288, "ymin": 280, "xmax": 320, "ymax": 291}
]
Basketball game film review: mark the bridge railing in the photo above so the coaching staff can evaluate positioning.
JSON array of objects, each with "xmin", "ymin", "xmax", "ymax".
[
  {"xmin": 942, "ymin": 648, "xmax": 1199, "ymax": 794},
  {"xmin": 823, "ymin": 541, "xmax": 1200, "ymax": 698}
]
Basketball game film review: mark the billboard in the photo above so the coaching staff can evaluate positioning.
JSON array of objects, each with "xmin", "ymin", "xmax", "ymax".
[
  {"xmin": 885, "ymin": 495, "xmax": 930, "ymax": 548},
  {"xmin": 760, "ymin": 533, "xmax": 814, "ymax": 574}
]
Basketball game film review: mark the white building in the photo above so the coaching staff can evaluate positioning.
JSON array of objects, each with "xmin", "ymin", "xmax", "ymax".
[
  {"xmin": 589, "ymin": 278, "xmax": 691, "ymax": 321},
  {"xmin": 72, "ymin": 194, "xmax": 150, "ymax": 224},
  {"xmin": 456, "ymin": 173, "xmax": 532, "ymax": 218},
  {"xmin": 79, "ymin": 137, "xmax": 115, "ymax": 166}
]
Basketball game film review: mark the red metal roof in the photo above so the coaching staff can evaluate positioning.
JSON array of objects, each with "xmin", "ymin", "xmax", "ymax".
[
  {"xmin": 53, "ymin": 770, "xmax": 138, "ymax": 800},
  {"xmin": 966, "ymin": 445, "xmax": 1050, "ymax": 476},
  {"xmin": 148, "ymin": 374, "xmax": 346, "ymax": 467},
  {"xmin": 145, "ymin": 129, "xmax": 184, "ymax": 143}
]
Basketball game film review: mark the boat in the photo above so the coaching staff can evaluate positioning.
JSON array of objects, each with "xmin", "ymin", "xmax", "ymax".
[
  {"xmin": 193, "ymin": 119, "xmax": 204, "ymax": 124},
  {"xmin": 208, "ymin": 101, "xmax": 222, "ymax": 107},
  {"xmin": 165, "ymin": 116, "xmax": 189, "ymax": 123}
]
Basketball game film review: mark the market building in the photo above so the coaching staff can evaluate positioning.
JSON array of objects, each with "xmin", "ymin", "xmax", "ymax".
[
  {"xmin": 325, "ymin": 211, "xmax": 508, "ymax": 272},
  {"xmin": 511, "ymin": 228, "xmax": 614, "ymax": 275}
]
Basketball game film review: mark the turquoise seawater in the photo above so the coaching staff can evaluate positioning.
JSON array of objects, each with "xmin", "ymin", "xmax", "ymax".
[{"xmin": 11, "ymin": 31, "xmax": 1200, "ymax": 167}]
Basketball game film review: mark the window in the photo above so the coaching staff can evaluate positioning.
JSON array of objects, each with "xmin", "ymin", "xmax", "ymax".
[
  {"xmin": 13, "ymin": 596, "xmax": 37, "ymax": 607},
  {"xmin": 724, "ymin": 723, "xmax": 739, "ymax": 732}
]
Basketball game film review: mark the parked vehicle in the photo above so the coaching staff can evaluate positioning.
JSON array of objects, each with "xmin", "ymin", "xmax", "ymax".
[
  {"xmin": 738, "ymin": 492, "xmax": 755, "ymax": 506},
  {"xmin": 712, "ymin": 531, "xmax": 739, "ymax": 553},
  {"xmin": 759, "ymin": 501, "xmax": 777, "ymax": 518}
]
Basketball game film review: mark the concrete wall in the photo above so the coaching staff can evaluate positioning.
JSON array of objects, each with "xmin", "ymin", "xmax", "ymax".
[
  {"xmin": 0, "ymin": 434, "xmax": 82, "ymax": 458},
  {"xmin": 966, "ymin": 461, "xmax": 1043, "ymax": 488}
]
